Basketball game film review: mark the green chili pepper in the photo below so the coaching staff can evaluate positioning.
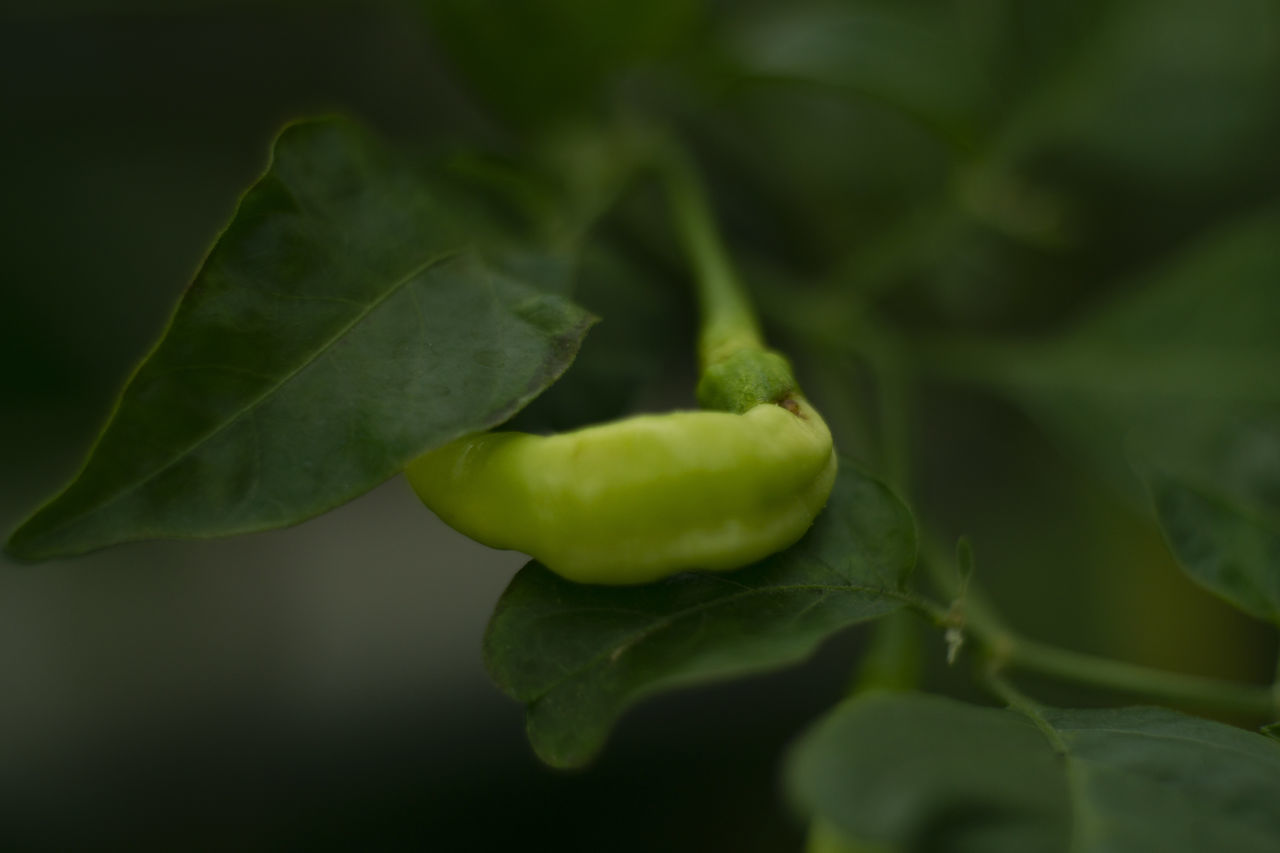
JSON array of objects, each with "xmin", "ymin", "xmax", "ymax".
[
  {"xmin": 406, "ymin": 397, "xmax": 835, "ymax": 584},
  {"xmin": 406, "ymin": 139, "xmax": 837, "ymax": 584}
]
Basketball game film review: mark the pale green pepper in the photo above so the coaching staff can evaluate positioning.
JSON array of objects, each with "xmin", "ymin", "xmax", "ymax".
[
  {"xmin": 407, "ymin": 140, "xmax": 837, "ymax": 584},
  {"xmin": 407, "ymin": 396, "xmax": 836, "ymax": 584}
]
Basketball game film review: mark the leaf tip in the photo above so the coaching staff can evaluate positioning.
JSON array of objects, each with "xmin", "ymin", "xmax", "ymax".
[{"xmin": 3, "ymin": 522, "xmax": 48, "ymax": 564}]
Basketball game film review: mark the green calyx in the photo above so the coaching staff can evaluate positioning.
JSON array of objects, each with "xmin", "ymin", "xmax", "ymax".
[{"xmin": 697, "ymin": 347, "xmax": 798, "ymax": 414}]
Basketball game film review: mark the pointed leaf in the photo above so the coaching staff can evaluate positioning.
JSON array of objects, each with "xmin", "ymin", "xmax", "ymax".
[
  {"xmin": 483, "ymin": 461, "xmax": 917, "ymax": 767},
  {"xmin": 7, "ymin": 118, "xmax": 594, "ymax": 560}
]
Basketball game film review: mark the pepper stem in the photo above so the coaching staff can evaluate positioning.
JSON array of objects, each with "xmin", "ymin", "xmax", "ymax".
[
  {"xmin": 662, "ymin": 149, "xmax": 763, "ymax": 367},
  {"xmin": 659, "ymin": 142, "xmax": 798, "ymax": 413}
]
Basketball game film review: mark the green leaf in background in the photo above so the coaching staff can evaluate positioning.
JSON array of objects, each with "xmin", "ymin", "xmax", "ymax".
[
  {"xmin": 6, "ymin": 118, "xmax": 595, "ymax": 561},
  {"xmin": 787, "ymin": 692, "xmax": 1280, "ymax": 853},
  {"xmin": 1145, "ymin": 471, "xmax": 1280, "ymax": 625},
  {"xmin": 957, "ymin": 205, "xmax": 1280, "ymax": 500},
  {"xmin": 725, "ymin": 2, "xmax": 991, "ymax": 150},
  {"xmin": 788, "ymin": 693, "xmax": 1070, "ymax": 853},
  {"xmin": 420, "ymin": 0, "xmax": 702, "ymax": 128},
  {"xmin": 994, "ymin": 0, "xmax": 1280, "ymax": 190},
  {"xmin": 483, "ymin": 462, "xmax": 917, "ymax": 768},
  {"xmin": 927, "ymin": 205, "xmax": 1280, "ymax": 625}
]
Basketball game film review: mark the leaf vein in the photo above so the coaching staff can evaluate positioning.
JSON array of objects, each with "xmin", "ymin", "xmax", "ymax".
[
  {"xmin": 28, "ymin": 250, "xmax": 460, "ymax": 543},
  {"xmin": 523, "ymin": 581, "xmax": 904, "ymax": 703}
]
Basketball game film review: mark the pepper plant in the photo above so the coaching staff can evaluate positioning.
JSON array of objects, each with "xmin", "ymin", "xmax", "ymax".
[{"xmin": 5, "ymin": 1, "xmax": 1280, "ymax": 850}]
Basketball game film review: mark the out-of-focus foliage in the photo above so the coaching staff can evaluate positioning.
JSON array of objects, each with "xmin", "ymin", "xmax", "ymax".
[{"xmin": 788, "ymin": 692, "xmax": 1280, "ymax": 853}]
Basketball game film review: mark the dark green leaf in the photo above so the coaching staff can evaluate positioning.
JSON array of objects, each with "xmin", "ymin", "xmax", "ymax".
[
  {"xmin": 1145, "ymin": 471, "xmax": 1280, "ymax": 624},
  {"xmin": 1043, "ymin": 705, "xmax": 1280, "ymax": 852},
  {"xmin": 788, "ymin": 692, "xmax": 1280, "ymax": 853},
  {"xmin": 6, "ymin": 118, "xmax": 594, "ymax": 561},
  {"xmin": 483, "ymin": 461, "xmax": 917, "ymax": 767}
]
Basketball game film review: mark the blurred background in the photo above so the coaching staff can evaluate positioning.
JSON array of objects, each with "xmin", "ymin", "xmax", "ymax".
[{"xmin": 2, "ymin": 1, "xmax": 1278, "ymax": 849}]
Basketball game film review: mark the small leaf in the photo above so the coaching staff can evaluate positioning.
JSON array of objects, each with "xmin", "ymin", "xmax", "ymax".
[
  {"xmin": 6, "ymin": 118, "xmax": 595, "ymax": 561},
  {"xmin": 483, "ymin": 461, "xmax": 917, "ymax": 768},
  {"xmin": 1144, "ymin": 471, "xmax": 1280, "ymax": 625},
  {"xmin": 787, "ymin": 693, "xmax": 1280, "ymax": 853}
]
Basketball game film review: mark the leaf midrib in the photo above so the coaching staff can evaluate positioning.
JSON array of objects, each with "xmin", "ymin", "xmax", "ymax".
[{"xmin": 24, "ymin": 250, "xmax": 459, "ymax": 546}]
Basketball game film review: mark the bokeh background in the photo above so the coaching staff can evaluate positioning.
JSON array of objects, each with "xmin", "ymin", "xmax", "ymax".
[{"xmin": 3, "ymin": 1, "xmax": 1278, "ymax": 850}]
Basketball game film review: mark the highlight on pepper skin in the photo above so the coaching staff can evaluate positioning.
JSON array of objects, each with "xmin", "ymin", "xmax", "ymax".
[{"xmin": 406, "ymin": 396, "xmax": 837, "ymax": 585}]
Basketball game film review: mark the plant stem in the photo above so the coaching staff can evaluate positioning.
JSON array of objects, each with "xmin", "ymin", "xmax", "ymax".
[
  {"xmin": 981, "ymin": 666, "xmax": 1069, "ymax": 752},
  {"xmin": 914, "ymin": 498, "xmax": 1278, "ymax": 718},
  {"xmin": 658, "ymin": 146, "xmax": 765, "ymax": 369},
  {"xmin": 995, "ymin": 627, "xmax": 1277, "ymax": 718},
  {"xmin": 850, "ymin": 609, "xmax": 925, "ymax": 696},
  {"xmin": 906, "ymin": 582, "xmax": 1278, "ymax": 717}
]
